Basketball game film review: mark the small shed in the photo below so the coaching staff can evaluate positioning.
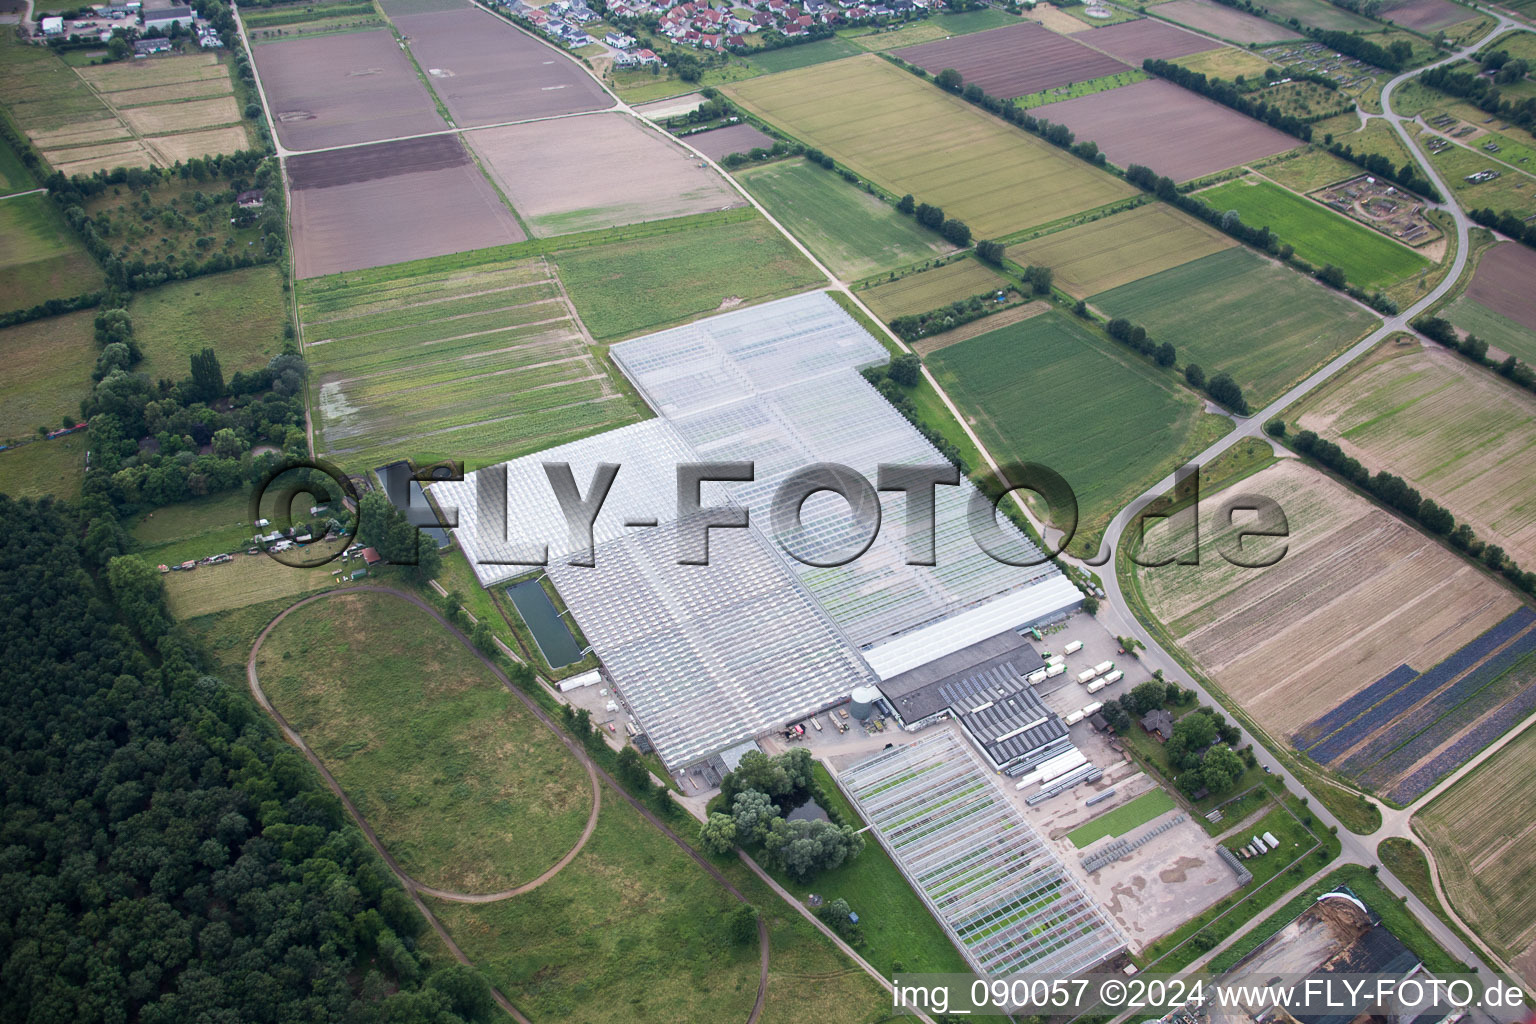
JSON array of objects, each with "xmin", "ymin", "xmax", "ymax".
[{"xmin": 361, "ymin": 547, "xmax": 382, "ymax": 566}]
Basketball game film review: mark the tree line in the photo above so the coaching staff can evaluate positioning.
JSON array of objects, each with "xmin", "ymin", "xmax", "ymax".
[
  {"xmin": 0, "ymin": 494, "xmax": 497, "ymax": 1023},
  {"xmin": 698, "ymin": 748, "xmax": 865, "ymax": 883},
  {"xmin": 1282, "ymin": 420, "xmax": 1536, "ymax": 597},
  {"xmin": 1122, "ymin": 163, "xmax": 1399, "ymax": 315},
  {"xmin": 1093, "ymin": 680, "xmax": 1255, "ymax": 797}
]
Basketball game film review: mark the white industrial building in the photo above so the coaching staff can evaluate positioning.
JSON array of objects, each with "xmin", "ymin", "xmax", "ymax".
[{"xmin": 438, "ymin": 292, "xmax": 1083, "ymax": 771}]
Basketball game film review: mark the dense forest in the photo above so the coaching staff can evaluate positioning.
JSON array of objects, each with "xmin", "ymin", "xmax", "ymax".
[{"xmin": 0, "ymin": 495, "xmax": 492, "ymax": 1023}]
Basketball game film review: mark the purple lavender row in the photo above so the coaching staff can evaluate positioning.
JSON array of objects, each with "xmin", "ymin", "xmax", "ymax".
[
  {"xmin": 1293, "ymin": 663, "xmax": 1417, "ymax": 752},
  {"xmin": 1360, "ymin": 635, "xmax": 1536, "ymax": 790},
  {"xmin": 1385, "ymin": 680, "xmax": 1536, "ymax": 804},
  {"xmin": 1301, "ymin": 608, "xmax": 1536, "ymax": 768},
  {"xmin": 1339, "ymin": 624, "xmax": 1536, "ymax": 775}
]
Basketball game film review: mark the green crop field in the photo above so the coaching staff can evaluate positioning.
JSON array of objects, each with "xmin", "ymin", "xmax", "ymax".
[
  {"xmin": 735, "ymin": 158, "xmax": 951, "ymax": 280},
  {"xmin": 0, "ymin": 430, "xmax": 86, "ymax": 500},
  {"xmin": 1444, "ymin": 294, "xmax": 1536, "ymax": 365},
  {"xmin": 257, "ymin": 590, "xmax": 595, "ymax": 893},
  {"xmin": 927, "ymin": 311, "xmax": 1228, "ymax": 556},
  {"xmin": 300, "ymin": 253, "xmax": 644, "ymax": 471},
  {"xmin": 433, "ymin": 793, "xmax": 764, "ymax": 1024},
  {"xmin": 1252, "ymin": 0, "xmax": 1378, "ymax": 31},
  {"xmin": 130, "ymin": 266, "xmax": 287, "ymax": 382},
  {"xmin": 1090, "ymin": 248, "xmax": 1378, "ymax": 406},
  {"xmin": 1068, "ymin": 790, "xmax": 1178, "ymax": 848},
  {"xmin": 859, "ymin": 258, "xmax": 1009, "ymax": 319},
  {"xmin": 1198, "ymin": 178, "xmax": 1429, "ymax": 288},
  {"xmin": 0, "ymin": 310, "xmax": 94, "ymax": 442},
  {"xmin": 0, "ymin": 193, "xmax": 103, "ymax": 314},
  {"xmin": 725, "ymin": 55, "xmax": 1136, "ymax": 238},
  {"xmin": 554, "ymin": 213, "xmax": 823, "ymax": 339},
  {"xmin": 746, "ymin": 36, "xmax": 863, "ymax": 73},
  {"xmin": 1007, "ymin": 202, "xmax": 1234, "ymax": 298},
  {"xmin": 843, "ymin": 8, "xmax": 1021, "ymax": 50},
  {"xmin": 1417, "ymin": 720, "xmax": 1536, "ymax": 970}
]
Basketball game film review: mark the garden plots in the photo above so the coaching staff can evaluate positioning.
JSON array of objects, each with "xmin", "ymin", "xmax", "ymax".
[
  {"xmin": 298, "ymin": 252, "xmax": 639, "ymax": 469},
  {"xmin": 1005, "ymin": 201, "xmax": 1234, "ymax": 298},
  {"xmin": 286, "ymin": 135, "xmax": 523, "ymax": 279},
  {"xmin": 893, "ymin": 22, "xmax": 1129, "ymax": 99},
  {"xmin": 1079, "ymin": 17, "xmax": 1224, "ymax": 63},
  {"xmin": 725, "ymin": 55, "xmax": 1137, "ymax": 239},
  {"xmin": 0, "ymin": 193, "xmax": 103, "ymax": 315},
  {"xmin": 551, "ymin": 211, "xmax": 825, "ymax": 340},
  {"xmin": 927, "ymin": 311, "xmax": 1226, "ymax": 557},
  {"xmin": 1030, "ymin": 79, "xmax": 1298, "ymax": 182},
  {"xmin": 251, "ymin": 29, "xmax": 445, "ymax": 151},
  {"xmin": 1089, "ymin": 248, "xmax": 1378, "ymax": 406},
  {"xmin": 858, "ymin": 258, "xmax": 1009, "ymax": 320},
  {"xmin": 1128, "ymin": 458, "xmax": 1524, "ymax": 802},
  {"xmin": 0, "ymin": 33, "xmax": 145, "ymax": 174},
  {"xmin": 74, "ymin": 53, "xmax": 250, "ymax": 166},
  {"xmin": 1197, "ymin": 177, "xmax": 1429, "ymax": 288},
  {"xmin": 1377, "ymin": 0, "xmax": 1476, "ymax": 31},
  {"xmin": 1416, "ymin": 722, "xmax": 1536, "ymax": 983},
  {"xmin": 1447, "ymin": 242, "xmax": 1536, "ymax": 365},
  {"xmin": 256, "ymin": 591, "xmax": 595, "ymax": 893},
  {"xmin": 1292, "ymin": 339, "xmax": 1536, "ymax": 570},
  {"xmin": 0, "ymin": 309, "xmax": 94, "ymax": 443},
  {"xmin": 467, "ymin": 113, "xmax": 742, "ymax": 237},
  {"xmin": 734, "ymin": 158, "xmax": 952, "ymax": 281},
  {"xmin": 1151, "ymin": 0, "xmax": 1302, "ymax": 43},
  {"xmin": 392, "ymin": 6, "xmax": 613, "ymax": 127}
]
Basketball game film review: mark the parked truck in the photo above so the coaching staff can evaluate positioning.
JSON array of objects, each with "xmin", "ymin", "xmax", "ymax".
[
  {"xmin": 1092, "ymin": 660, "xmax": 1114, "ymax": 675},
  {"xmin": 1027, "ymin": 668, "xmax": 1048, "ymax": 685},
  {"xmin": 1063, "ymin": 640, "xmax": 1084, "ymax": 655},
  {"xmin": 1076, "ymin": 668, "xmax": 1098, "ymax": 684},
  {"xmin": 1086, "ymin": 679, "xmax": 1108, "ymax": 694},
  {"xmin": 1045, "ymin": 664, "xmax": 1066, "ymax": 678},
  {"xmin": 1101, "ymin": 669, "xmax": 1124, "ymax": 686}
]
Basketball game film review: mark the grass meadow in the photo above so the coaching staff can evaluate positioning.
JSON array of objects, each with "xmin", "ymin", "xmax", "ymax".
[
  {"xmin": 858, "ymin": 257, "xmax": 1009, "ymax": 319},
  {"xmin": 1090, "ymin": 247, "xmax": 1378, "ymax": 406},
  {"xmin": 735, "ymin": 157, "xmax": 952, "ymax": 280},
  {"xmin": 927, "ymin": 310, "xmax": 1229, "ymax": 556},
  {"xmin": 1067, "ymin": 790, "xmax": 1178, "ymax": 848},
  {"xmin": 130, "ymin": 265, "xmax": 287, "ymax": 381},
  {"xmin": 553, "ymin": 211, "xmax": 823, "ymax": 339},
  {"xmin": 1444, "ymin": 294, "xmax": 1536, "ymax": 365},
  {"xmin": 1197, "ymin": 177, "xmax": 1429, "ymax": 288},
  {"xmin": 0, "ymin": 193, "xmax": 104, "ymax": 314},
  {"xmin": 0, "ymin": 430, "xmax": 86, "ymax": 500},
  {"xmin": 256, "ymin": 590, "xmax": 595, "ymax": 892},
  {"xmin": 0, "ymin": 310, "xmax": 94, "ymax": 442},
  {"xmin": 843, "ymin": 7, "xmax": 1021, "ymax": 50}
]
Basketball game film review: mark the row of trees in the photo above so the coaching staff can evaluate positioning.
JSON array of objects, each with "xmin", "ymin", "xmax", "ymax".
[
  {"xmin": 1142, "ymin": 59, "xmax": 1317, "ymax": 138},
  {"xmin": 887, "ymin": 287, "xmax": 1012, "ymax": 342},
  {"xmin": 1289, "ymin": 425, "xmax": 1536, "ymax": 596},
  {"xmin": 861, "ymin": 359, "xmax": 970, "ymax": 472},
  {"xmin": 896, "ymin": 193, "xmax": 973, "ymax": 246},
  {"xmin": 699, "ymin": 749, "xmax": 865, "ymax": 882},
  {"xmin": 1122, "ymin": 163, "xmax": 1399, "ymax": 315},
  {"xmin": 0, "ymin": 494, "xmax": 496, "ymax": 1024},
  {"xmin": 1415, "ymin": 314, "xmax": 1536, "ymax": 395},
  {"xmin": 1421, "ymin": 61, "xmax": 1536, "ymax": 136}
]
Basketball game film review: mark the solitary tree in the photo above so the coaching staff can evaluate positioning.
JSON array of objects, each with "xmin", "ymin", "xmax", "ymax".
[
  {"xmin": 935, "ymin": 67, "xmax": 963, "ymax": 92},
  {"xmin": 699, "ymin": 812, "xmax": 739, "ymax": 855}
]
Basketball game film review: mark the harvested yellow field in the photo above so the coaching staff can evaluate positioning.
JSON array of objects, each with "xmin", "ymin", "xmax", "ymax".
[
  {"xmin": 1295, "ymin": 339, "xmax": 1536, "ymax": 569},
  {"xmin": 725, "ymin": 55, "xmax": 1135, "ymax": 238},
  {"xmin": 29, "ymin": 119, "xmax": 130, "ymax": 148},
  {"xmin": 51, "ymin": 140, "xmax": 155, "ymax": 175},
  {"xmin": 1131, "ymin": 458, "xmax": 1517, "ymax": 740},
  {"xmin": 1022, "ymin": 3, "xmax": 1091, "ymax": 32},
  {"xmin": 77, "ymin": 53, "xmax": 227, "ymax": 91},
  {"xmin": 859, "ymin": 258, "xmax": 1010, "ymax": 319},
  {"xmin": 121, "ymin": 96, "xmax": 241, "ymax": 136},
  {"xmin": 107, "ymin": 78, "xmax": 235, "ymax": 108},
  {"xmin": 1007, "ymin": 202, "xmax": 1234, "ymax": 298},
  {"xmin": 1416, "ymin": 722, "xmax": 1536, "ymax": 984},
  {"xmin": 146, "ymin": 126, "xmax": 253, "ymax": 164}
]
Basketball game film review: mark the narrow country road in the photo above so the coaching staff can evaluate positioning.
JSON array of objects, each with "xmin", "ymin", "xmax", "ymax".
[{"xmin": 247, "ymin": 585, "xmax": 771, "ymax": 1024}]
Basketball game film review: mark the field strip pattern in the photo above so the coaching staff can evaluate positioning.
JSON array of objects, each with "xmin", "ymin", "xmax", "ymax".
[{"xmin": 300, "ymin": 257, "xmax": 636, "ymax": 467}]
